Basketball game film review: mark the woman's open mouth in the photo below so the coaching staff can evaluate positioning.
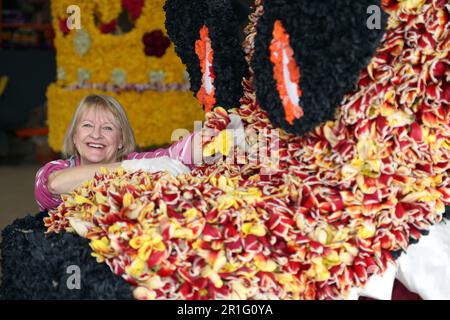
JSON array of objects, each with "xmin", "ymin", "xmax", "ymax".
[{"xmin": 86, "ymin": 143, "xmax": 106, "ymax": 150}]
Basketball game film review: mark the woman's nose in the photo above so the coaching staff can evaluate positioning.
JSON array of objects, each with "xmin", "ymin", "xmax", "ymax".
[{"xmin": 90, "ymin": 125, "xmax": 102, "ymax": 139}]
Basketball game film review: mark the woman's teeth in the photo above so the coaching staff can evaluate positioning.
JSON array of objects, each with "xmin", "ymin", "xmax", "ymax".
[{"xmin": 88, "ymin": 143, "xmax": 105, "ymax": 149}]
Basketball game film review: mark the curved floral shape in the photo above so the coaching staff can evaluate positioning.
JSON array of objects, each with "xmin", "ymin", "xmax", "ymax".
[
  {"xmin": 111, "ymin": 68, "xmax": 127, "ymax": 86},
  {"xmin": 195, "ymin": 25, "xmax": 216, "ymax": 113},
  {"xmin": 142, "ymin": 30, "xmax": 171, "ymax": 57},
  {"xmin": 270, "ymin": 20, "xmax": 304, "ymax": 125}
]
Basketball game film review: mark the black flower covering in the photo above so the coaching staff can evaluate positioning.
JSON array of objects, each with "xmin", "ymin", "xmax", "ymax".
[
  {"xmin": 164, "ymin": 0, "xmax": 246, "ymax": 110},
  {"xmin": 0, "ymin": 212, "xmax": 133, "ymax": 300},
  {"xmin": 252, "ymin": 0, "xmax": 388, "ymax": 136},
  {"xmin": 164, "ymin": 0, "xmax": 206, "ymax": 97}
]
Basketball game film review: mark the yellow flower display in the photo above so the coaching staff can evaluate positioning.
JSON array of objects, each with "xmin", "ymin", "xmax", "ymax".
[{"xmin": 47, "ymin": 0, "xmax": 204, "ymax": 151}]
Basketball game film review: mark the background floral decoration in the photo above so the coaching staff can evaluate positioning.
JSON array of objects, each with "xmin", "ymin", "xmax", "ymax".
[{"xmin": 47, "ymin": 0, "xmax": 204, "ymax": 151}]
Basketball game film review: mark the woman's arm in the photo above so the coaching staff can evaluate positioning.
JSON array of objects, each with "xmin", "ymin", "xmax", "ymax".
[
  {"xmin": 47, "ymin": 162, "xmax": 120, "ymax": 195},
  {"xmin": 35, "ymin": 159, "xmax": 120, "ymax": 211},
  {"xmin": 128, "ymin": 132, "xmax": 197, "ymax": 165}
]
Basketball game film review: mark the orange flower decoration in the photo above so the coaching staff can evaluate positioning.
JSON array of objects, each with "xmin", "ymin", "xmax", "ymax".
[
  {"xmin": 270, "ymin": 20, "xmax": 304, "ymax": 125},
  {"xmin": 195, "ymin": 25, "xmax": 216, "ymax": 113}
]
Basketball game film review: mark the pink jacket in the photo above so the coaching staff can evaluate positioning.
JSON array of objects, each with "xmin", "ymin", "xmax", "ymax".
[{"xmin": 35, "ymin": 133, "xmax": 194, "ymax": 211}]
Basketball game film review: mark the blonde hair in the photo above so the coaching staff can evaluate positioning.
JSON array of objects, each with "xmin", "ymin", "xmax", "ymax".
[{"xmin": 63, "ymin": 94, "xmax": 136, "ymax": 161}]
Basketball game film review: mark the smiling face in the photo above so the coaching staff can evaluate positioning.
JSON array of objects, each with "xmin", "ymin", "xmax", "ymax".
[{"xmin": 73, "ymin": 106, "xmax": 123, "ymax": 165}]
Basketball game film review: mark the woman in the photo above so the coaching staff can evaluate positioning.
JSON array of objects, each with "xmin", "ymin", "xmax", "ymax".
[{"xmin": 35, "ymin": 94, "xmax": 195, "ymax": 211}]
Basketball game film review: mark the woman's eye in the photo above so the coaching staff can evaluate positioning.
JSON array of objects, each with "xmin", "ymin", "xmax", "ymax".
[
  {"xmin": 82, "ymin": 123, "xmax": 93, "ymax": 128},
  {"xmin": 103, "ymin": 126, "xmax": 113, "ymax": 131}
]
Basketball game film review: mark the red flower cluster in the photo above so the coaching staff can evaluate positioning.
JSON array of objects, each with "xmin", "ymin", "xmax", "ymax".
[
  {"xmin": 100, "ymin": 20, "xmax": 118, "ymax": 34},
  {"xmin": 58, "ymin": 18, "xmax": 70, "ymax": 36},
  {"xmin": 143, "ymin": 30, "xmax": 171, "ymax": 57}
]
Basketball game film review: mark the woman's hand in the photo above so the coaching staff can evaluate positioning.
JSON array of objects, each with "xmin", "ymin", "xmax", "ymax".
[{"xmin": 201, "ymin": 114, "xmax": 248, "ymax": 157}]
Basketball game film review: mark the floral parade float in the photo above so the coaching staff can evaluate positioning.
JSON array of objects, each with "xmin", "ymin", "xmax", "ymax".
[{"xmin": 2, "ymin": 0, "xmax": 450, "ymax": 299}]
